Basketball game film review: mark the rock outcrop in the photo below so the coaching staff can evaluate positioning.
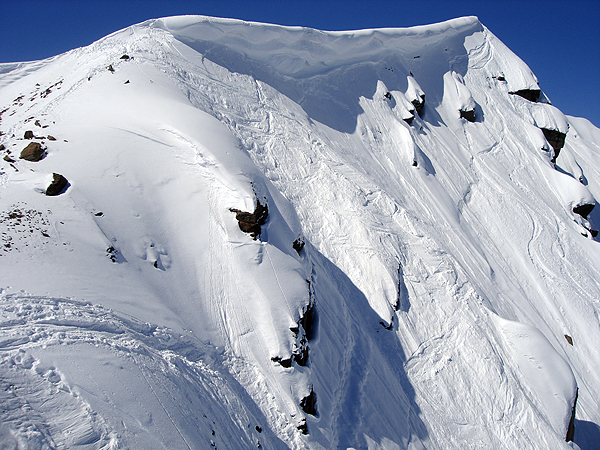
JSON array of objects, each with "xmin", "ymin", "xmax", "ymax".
[
  {"xmin": 20, "ymin": 142, "xmax": 45, "ymax": 161},
  {"xmin": 460, "ymin": 109, "xmax": 476, "ymax": 122},
  {"xmin": 510, "ymin": 89, "xmax": 541, "ymax": 102},
  {"xmin": 566, "ymin": 388, "xmax": 578, "ymax": 442},
  {"xmin": 541, "ymin": 128, "xmax": 567, "ymax": 162},
  {"xmin": 300, "ymin": 387, "xmax": 317, "ymax": 416},
  {"xmin": 293, "ymin": 237, "xmax": 305, "ymax": 255},
  {"xmin": 573, "ymin": 202, "xmax": 595, "ymax": 220},
  {"xmin": 230, "ymin": 200, "xmax": 268, "ymax": 239}
]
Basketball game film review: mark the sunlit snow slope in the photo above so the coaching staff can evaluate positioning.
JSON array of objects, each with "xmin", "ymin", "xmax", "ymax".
[{"xmin": 1, "ymin": 15, "xmax": 599, "ymax": 450}]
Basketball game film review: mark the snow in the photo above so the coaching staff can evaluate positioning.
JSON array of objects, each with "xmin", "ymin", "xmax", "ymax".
[{"xmin": 1, "ymin": 14, "xmax": 600, "ymax": 450}]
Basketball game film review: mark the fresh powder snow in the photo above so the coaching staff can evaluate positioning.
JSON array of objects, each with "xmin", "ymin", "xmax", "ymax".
[{"xmin": 0, "ymin": 14, "xmax": 599, "ymax": 450}]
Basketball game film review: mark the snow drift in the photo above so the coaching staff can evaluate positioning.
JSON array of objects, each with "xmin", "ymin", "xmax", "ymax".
[{"xmin": 1, "ymin": 14, "xmax": 600, "ymax": 450}]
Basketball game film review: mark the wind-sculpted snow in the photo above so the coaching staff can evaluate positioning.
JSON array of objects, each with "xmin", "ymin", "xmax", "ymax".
[
  {"xmin": 1, "ymin": 14, "xmax": 599, "ymax": 450},
  {"xmin": 0, "ymin": 292, "xmax": 289, "ymax": 449}
]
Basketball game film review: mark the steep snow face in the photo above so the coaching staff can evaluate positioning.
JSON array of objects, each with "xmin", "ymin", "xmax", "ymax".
[{"xmin": 1, "ymin": 15, "xmax": 599, "ymax": 450}]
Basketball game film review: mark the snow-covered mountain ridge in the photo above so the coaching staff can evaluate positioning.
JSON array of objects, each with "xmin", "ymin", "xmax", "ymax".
[{"xmin": 1, "ymin": 14, "xmax": 599, "ymax": 449}]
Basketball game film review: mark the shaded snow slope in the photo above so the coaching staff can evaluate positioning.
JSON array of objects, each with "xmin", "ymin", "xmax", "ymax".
[{"xmin": 1, "ymin": 15, "xmax": 599, "ymax": 450}]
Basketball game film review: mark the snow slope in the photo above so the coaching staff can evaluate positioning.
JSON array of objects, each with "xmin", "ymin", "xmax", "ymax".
[{"xmin": 1, "ymin": 14, "xmax": 599, "ymax": 450}]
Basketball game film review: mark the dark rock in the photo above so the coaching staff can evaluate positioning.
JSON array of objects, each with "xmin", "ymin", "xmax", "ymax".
[
  {"xmin": 20, "ymin": 142, "xmax": 45, "ymax": 161},
  {"xmin": 297, "ymin": 419, "xmax": 308, "ymax": 435},
  {"xmin": 573, "ymin": 203, "xmax": 595, "ymax": 220},
  {"xmin": 293, "ymin": 238, "xmax": 305, "ymax": 254},
  {"xmin": 271, "ymin": 356, "xmax": 292, "ymax": 368},
  {"xmin": 120, "ymin": 54, "xmax": 130, "ymax": 60},
  {"xmin": 412, "ymin": 94, "xmax": 425, "ymax": 115},
  {"xmin": 380, "ymin": 320, "xmax": 393, "ymax": 330},
  {"xmin": 230, "ymin": 200, "xmax": 268, "ymax": 239},
  {"xmin": 566, "ymin": 388, "xmax": 578, "ymax": 442},
  {"xmin": 510, "ymin": 89, "xmax": 541, "ymax": 102},
  {"xmin": 404, "ymin": 115, "xmax": 414, "ymax": 125},
  {"xmin": 34, "ymin": 120, "xmax": 41, "ymax": 127},
  {"xmin": 0, "ymin": 144, "xmax": 5, "ymax": 151},
  {"xmin": 24, "ymin": 130, "xmax": 34, "ymax": 139},
  {"xmin": 299, "ymin": 300, "xmax": 316, "ymax": 341},
  {"xmin": 124, "ymin": 80, "xmax": 130, "ymax": 84},
  {"xmin": 300, "ymin": 387, "xmax": 317, "ymax": 416},
  {"xmin": 3, "ymin": 155, "xmax": 15, "ymax": 163},
  {"xmin": 108, "ymin": 64, "xmax": 115, "ymax": 73},
  {"xmin": 460, "ymin": 109, "xmax": 476, "ymax": 122},
  {"xmin": 412, "ymin": 160, "xmax": 418, "ymax": 167},
  {"xmin": 255, "ymin": 426, "xmax": 262, "ymax": 433},
  {"xmin": 384, "ymin": 91, "xmax": 392, "ymax": 100},
  {"xmin": 47, "ymin": 135, "xmax": 56, "ymax": 141},
  {"xmin": 107, "ymin": 246, "xmax": 118, "ymax": 262},
  {"xmin": 292, "ymin": 345, "xmax": 309, "ymax": 366},
  {"xmin": 496, "ymin": 75, "xmax": 506, "ymax": 81},
  {"xmin": 46, "ymin": 173, "xmax": 68, "ymax": 196},
  {"xmin": 541, "ymin": 128, "xmax": 567, "ymax": 162},
  {"xmin": 564, "ymin": 334, "xmax": 573, "ymax": 346}
]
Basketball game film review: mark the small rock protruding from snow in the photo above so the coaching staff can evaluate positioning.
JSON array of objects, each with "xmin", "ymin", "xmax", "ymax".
[
  {"xmin": 405, "ymin": 75, "xmax": 425, "ymax": 115},
  {"xmin": 24, "ymin": 130, "xmax": 34, "ymax": 139},
  {"xmin": 45, "ymin": 173, "xmax": 69, "ymax": 196},
  {"xmin": 510, "ymin": 89, "xmax": 541, "ymax": 102},
  {"xmin": 20, "ymin": 142, "xmax": 45, "ymax": 161},
  {"xmin": 300, "ymin": 386, "xmax": 317, "ymax": 416},
  {"xmin": 292, "ymin": 237, "xmax": 304, "ymax": 255},
  {"xmin": 572, "ymin": 202, "xmax": 595, "ymax": 220},
  {"xmin": 230, "ymin": 199, "xmax": 268, "ymax": 239},
  {"xmin": 443, "ymin": 71, "xmax": 476, "ymax": 122},
  {"xmin": 566, "ymin": 388, "xmax": 578, "ymax": 442},
  {"xmin": 297, "ymin": 419, "xmax": 308, "ymax": 435},
  {"xmin": 525, "ymin": 103, "xmax": 569, "ymax": 161},
  {"xmin": 542, "ymin": 129, "xmax": 567, "ymax": 162}
]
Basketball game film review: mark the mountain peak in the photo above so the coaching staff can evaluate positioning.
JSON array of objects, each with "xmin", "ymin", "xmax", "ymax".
[{"xmin": 0, "ymin": 15, "xmax": 598, "ymax": 450}]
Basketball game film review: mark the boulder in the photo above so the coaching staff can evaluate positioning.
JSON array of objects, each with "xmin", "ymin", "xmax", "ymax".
[
  {"xmin": 510, "ymin": 89, "xmax": 541, "ymax": 102},
  {"xmin": 20, "ymin": 142, "xmax": 45, "ymax": 161},
  {"xmin": 47, "ymin": 135, "xmax": 56, "ymax": 141},
  {"xmin": 24, "ymin": 130, "xmax": 34, "ymax": 139},
  {"xmin": 230, "ymin": 200, "xmax": 268, "ymax": 239},
  {"xmin": 45, "ymin": 173, "xmax": 68, "ymax": 196}
]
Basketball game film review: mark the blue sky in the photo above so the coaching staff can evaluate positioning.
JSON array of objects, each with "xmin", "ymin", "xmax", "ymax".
[{"xmin": 2, "ymin": 0, "xmax": 599, "ymax": 127}]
